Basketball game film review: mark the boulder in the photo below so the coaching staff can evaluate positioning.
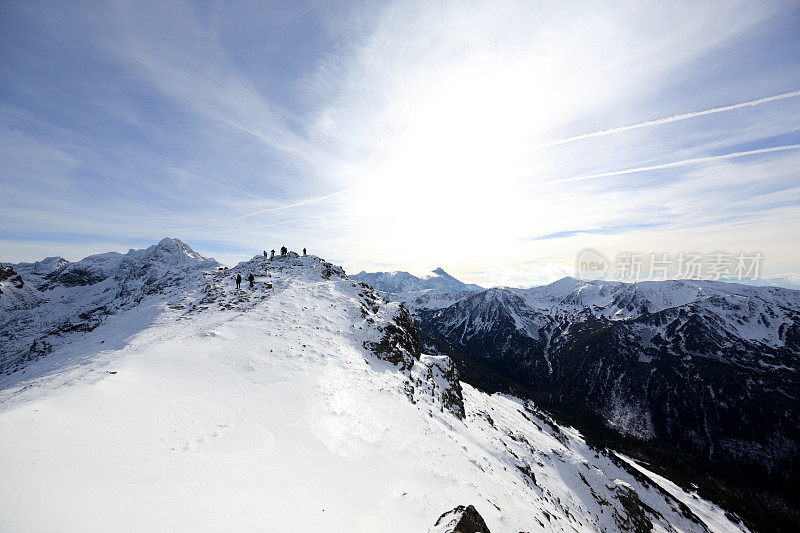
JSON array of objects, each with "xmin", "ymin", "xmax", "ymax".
[{"xmin": 430, "ymin": 504, "xmax": 490, "ymax": 533}]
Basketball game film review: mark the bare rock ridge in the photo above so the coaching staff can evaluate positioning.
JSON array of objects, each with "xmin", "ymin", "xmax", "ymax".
[{"xmin": 430, "ymin": 505, "xmax": 491, "ymax": 533}]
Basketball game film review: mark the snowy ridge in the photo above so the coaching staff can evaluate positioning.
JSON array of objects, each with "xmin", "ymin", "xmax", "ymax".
[
  {"xmin": 0, "ymin": 238, "xmax": 218, "ymax": 377},
  {"xmin": 410, "ymin": 277, "xmax": 800, "ymax": 349},
  {"xmin": 0, "ymin": 240, "xmax": 746, "ymax": 532},
  {"xmin": 368, "ymin": 273, "xmax": 800, "ymax": 353},
  {"xmin": 352, "ymin": 267, "xmax": 482, "ymax": 294}
]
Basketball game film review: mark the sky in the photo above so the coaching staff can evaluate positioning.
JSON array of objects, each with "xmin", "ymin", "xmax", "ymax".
[{"xmin": 1, "ymin": 0, "xmax": 799, "ymax": 287}]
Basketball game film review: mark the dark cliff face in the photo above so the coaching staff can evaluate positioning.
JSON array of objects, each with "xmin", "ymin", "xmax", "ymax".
[
  {"xmin": 415, "ymin": 280, "xmax": 800, "ymax": 531},
  {"xmin": 0, "ymin": 264, "xmax": 25, "ymax": 292}
]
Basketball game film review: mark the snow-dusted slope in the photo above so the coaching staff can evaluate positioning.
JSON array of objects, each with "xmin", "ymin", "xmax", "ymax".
[
  {"xmin": 0, "ymin": 238, "xmax": 219, "ymax": 377},
  {"xmin": 0, "ymin": 241, "xmax": 745, "ymax": 532}
]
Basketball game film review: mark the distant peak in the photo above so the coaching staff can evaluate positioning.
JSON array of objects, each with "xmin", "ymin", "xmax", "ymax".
[
  {"xmin": 351, "ymin": 267, "xmax": 483, "ymax": 293},
  {"xmin": 550, "ymin": 276, "xmax": 580, "ymax": 286},
  {"xmin": 42, "ymin": 256, "xmax": 69, "ymax": 263},
  {"xmin": 152, "ymin": 238, "xmax": 210, "ymax": 261}
]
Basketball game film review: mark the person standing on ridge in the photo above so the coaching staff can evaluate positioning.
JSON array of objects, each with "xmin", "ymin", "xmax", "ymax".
[
  {"xmin": 263, "ymin": 250, "xmax": 267, "ymax": 258},
  {"xmin": 270, "ymin": 249, "xmax": 275, "ymax": 260},
  {"xmin": 281, "ymin": 246, "xmax": 287, "ymax": 256},
  {"xmin": 248, "ymin": 273, "xmax": 255, "ymax": 288},
  {"xmin": 303, "ymin": 247, "xmax": 307, "ymax": 256},
  {"xmin": 235, "ymin": 273, "xmax": 242, "ymax": 289}
]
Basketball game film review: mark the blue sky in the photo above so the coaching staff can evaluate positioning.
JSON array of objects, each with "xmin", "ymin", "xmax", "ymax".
[{"xmin": 1, "ymin": 0, "xmax": 799, "ymax": 286}]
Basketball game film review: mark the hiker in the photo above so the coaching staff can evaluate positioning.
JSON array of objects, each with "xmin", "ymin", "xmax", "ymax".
[
  {"xmin": 248, "ymin": 273, "xmax": 255, "ymax": 288},
  {"xmin": 303, "ymin": 247, "xmax": 307, "ymax": 256},
  {"xmin": 263, "ymin": 250, "xmax": 267, "ymax": 258},
  {"xmin": 235, "ymin": 273, "xmax": 242, "ymax": 289},
  {"xmin": 281, "ymin": 246, "xmax": 287, "ymax": 256},
  {"xmin": 270, "ymin": 249, "xmax": 275, "ymax": 260}
]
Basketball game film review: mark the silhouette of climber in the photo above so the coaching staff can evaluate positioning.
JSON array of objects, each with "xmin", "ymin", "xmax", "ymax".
[
  {"xmin": 248, "ymin": 273, "xmax": 255, "ymax": 288},
  {"xmin": 235, "ymin": 273, "xmax": 242, "ymax": 289},
  {"xmin": 263, "ymin": 250, "xmax": 267, "ymax": 258},
  {"xmin": 281, "ymin": 246, "xmax": 287, "ymax": 256},
  {"xmin": 303, "ymin": 247, "xmax": 307, "ymax": 256},
  {"xmin": 270, "ymin": 249, "xmax": 275, "ymax": 260}
]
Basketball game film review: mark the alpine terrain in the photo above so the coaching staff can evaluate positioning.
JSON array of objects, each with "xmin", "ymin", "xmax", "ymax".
[
  {"xmin": 0, "ymin": 239, "xmax": 748, "ymax": 532},
  {"xmin": 352, "ymin": 268, "xmax": 483, "ymax": 294},
  {"xmin": 368, "ymin": 272, "xmax": 800, "ymax": 531}
]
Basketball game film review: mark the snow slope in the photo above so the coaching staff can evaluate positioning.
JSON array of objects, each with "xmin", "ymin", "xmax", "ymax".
[{"xmin": 0, "ymin": 242, "xmax": 747, "ymax": 532}]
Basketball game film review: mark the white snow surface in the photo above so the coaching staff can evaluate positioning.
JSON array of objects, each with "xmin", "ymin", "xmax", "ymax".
[{"xmin": 0, "ymin": 242, "xmax": 747, "ymax": 532}]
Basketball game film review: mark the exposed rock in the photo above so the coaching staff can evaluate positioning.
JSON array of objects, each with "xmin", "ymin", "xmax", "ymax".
[
  {"xmin": 0, "ymin": 264, "xmax": 24, "ymax": 289},
  {"xmin": 612, "ymin": 484, "xmax": 658, "ymax": 533},
  {"xmin": 416, "ymin": 354, "xmax": 465, "ymax": 419},
  {"xmin": 364, "ymin": 304, "xmax": 420, "ymax": 371},
  {"xmin": 430, "ymin": 504, "xmax": 490, "ymax": 533}
]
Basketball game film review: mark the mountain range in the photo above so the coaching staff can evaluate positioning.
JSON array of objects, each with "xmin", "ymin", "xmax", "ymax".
[
  {"xmin": 362, "ymin": 270, "xmax": 800, "ymax": 531},
  {"xmin": 0, "ymin": 239, "xmax": 753, "ymax": 532}
]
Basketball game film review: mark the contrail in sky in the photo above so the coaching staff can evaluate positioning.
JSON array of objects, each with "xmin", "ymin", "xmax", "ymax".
[
  {"xmin": 204, "ymin": 216, "xmax": 322, "ymax": 234},
  {"xmin": 188, "ymin": 188, "xmax": 351, "ymax": 231},
  {"xmin": 535, "ymin": 90, "xmax": 800, "ymax": 149},
  {"xmin": 540, "ymin": 144, "xmax": 800, "ymax": 186}
]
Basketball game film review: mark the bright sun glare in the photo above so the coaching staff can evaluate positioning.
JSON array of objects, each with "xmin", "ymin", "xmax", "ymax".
[{"xmin": 348, "ymin": 53, "xmax": 582, "ymax": 267}]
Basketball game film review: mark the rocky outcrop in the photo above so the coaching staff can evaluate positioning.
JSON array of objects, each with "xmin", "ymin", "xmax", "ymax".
[
  {"xmin": 0, "ymin": 264, "xmax": 24, "ymax": 293},
  {"xmin": 429, "ymin": 504, "xmax": 490, "ymax": 533},
  {"xmin": 414, "ymin": 354, "xmax": 465, "ymax": 419},
  {"xmin": 364, "ymin": 304, "xmax": 420, "ymax": 371}
]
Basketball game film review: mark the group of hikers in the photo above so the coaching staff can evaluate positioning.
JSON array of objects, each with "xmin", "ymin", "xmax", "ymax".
[
  {"xmin": 235, "ymin": 272, "xmax": 254, "ymax": 290},
  {"xmin": 260, "ymin": 246, "xmax": 307, "ymax": 260},
  {"xmin": 236, "ymin": 245, "xmax": 308, "ymax": 289}
]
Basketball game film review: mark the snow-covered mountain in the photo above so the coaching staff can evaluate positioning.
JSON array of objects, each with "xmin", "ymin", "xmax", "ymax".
[
  {"xmin": 351, "ymin": 267, "xmax": 483, "ymax": 294},
  {"xmin": 400, "ymin": 276, "xmax": 800, "ymax": 531},
  {"xmin": 0, "ymin": 238, "xmax": 218, "ymax": 376},
  {"xmin": 0, "ymin": 241, "xmax": 746, "ymax": 532}
]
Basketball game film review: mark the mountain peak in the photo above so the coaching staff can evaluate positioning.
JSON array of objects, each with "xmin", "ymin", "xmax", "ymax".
[
  {"xmin": 352, "ymin": 268, "xmax": 482, "ymax": 293},
  {"xmin": 151, "ymin": 237, "xmax": 211, "ymax": 262}
]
